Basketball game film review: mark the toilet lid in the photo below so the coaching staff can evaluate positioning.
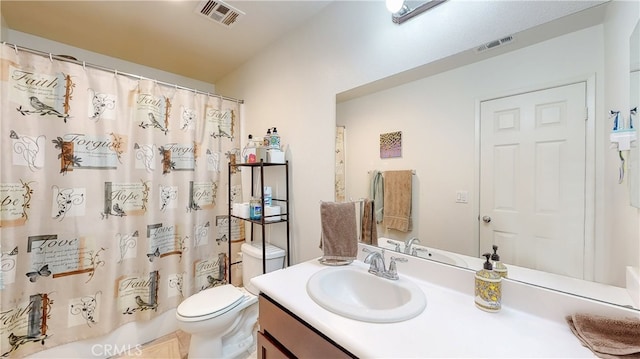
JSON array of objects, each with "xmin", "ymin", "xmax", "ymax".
[{"xmin": 177, "ymin": 284, "xmax": 245, "ymax": 318}]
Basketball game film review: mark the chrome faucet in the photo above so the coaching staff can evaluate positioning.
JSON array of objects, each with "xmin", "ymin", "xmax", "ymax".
[
  {"xmin": 404, "ymin": 237, "xmax": 421, "ymax": 254},
  {"xmin": 362, "ymin": 248, "xmax": 407, "ymax": 280},
  {"xmin": 363, "ymin": 248, "xmax": 386, "ymax": 275}
]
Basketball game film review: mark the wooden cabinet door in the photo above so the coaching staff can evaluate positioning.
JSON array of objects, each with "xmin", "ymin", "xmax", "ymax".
[
  {"xmin": 257, "ymin": 331, "xmax": 290, "ymax": 359},
  {"xmin": 258, "ymin": 294, "xmax": 355, "ymax": 359}
]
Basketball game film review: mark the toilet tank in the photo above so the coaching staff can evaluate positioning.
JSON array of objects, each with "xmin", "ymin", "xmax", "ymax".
[{"xmin": 241, "ymin": 242, "xmax": 285, "ymax": 294}]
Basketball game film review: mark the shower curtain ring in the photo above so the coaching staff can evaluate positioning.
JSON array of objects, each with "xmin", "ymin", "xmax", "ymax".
[
  {"xmin": 13, "ymin": 44, "xmax": 18, "ymax": 54},
  {"xmin": 82, "ymin": 61, "xmax": 86, "ymax": 70},
  {"xmin": 49, "ymin": 53, "xmax": 53, "ymax": 62}
]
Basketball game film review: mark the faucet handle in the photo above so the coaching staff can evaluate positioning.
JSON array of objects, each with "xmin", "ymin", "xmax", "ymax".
[
  {"xmin": 390, "ymin": 256, "xmax": 408, "ymax": 264},
  {"xmin": 385, "ymin": 256, "xmax": 408, "ymax": 280},
  {"xmin": 386, "ymin": 240, "xmax": 401, "ymax": 252}
]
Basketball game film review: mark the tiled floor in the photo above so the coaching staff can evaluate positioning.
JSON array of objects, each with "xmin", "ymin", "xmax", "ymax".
[{"xmin": 132, "ymin": 330, "xmax": 258, "ymax": 359}]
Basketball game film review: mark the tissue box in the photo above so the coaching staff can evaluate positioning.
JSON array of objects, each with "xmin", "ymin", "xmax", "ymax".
[
  {"xmin": 232, "ymin": 203, "xmax": 250, "ymax": 218},
  {"xmin": 268, "ymin": 149, "xmax": 285, "ymax": 163},
  {"xmin": 264, "ymin": 205, "xmax": 281, "ymax": 221}
]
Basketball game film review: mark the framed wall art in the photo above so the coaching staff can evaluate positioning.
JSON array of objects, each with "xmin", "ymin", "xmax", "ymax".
[{"xmin": 380, "ymin": 131, "xmax": 402, "ymax": 158}]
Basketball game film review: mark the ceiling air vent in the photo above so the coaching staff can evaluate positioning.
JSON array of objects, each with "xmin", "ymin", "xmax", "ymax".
[
  {"xmin": 195, "ymin": 0, "xmax": 245, "ymax": 28},
  {"xmin": 475, "ymin": 35, "xmax": 514, "ymax": 53}
]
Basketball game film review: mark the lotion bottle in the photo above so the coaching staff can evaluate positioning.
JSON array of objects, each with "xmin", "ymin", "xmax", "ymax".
[
  {"xmin": 270, "ymin": 127, "xmax": 281, "ymax": 149},
  {"xmin": 263, "ymin": 128, "xmax": 271, "ymax": 148},
  {"xmin": 474, "ymin": 253, "xmax": 502, "ymax": 312},
  {"xmin": 491, "ymin": 245, "xmax": 508, "ymax": 278}
]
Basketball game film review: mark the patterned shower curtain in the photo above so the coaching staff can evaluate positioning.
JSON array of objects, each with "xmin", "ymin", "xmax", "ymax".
[{"xmin": 0, "ymin": 44, "xmax": 244, "ymax": 357}]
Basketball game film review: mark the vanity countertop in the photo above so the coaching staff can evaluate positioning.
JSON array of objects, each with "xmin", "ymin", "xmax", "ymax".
[{"xmin": 251, "ymin": 256, "xmax": 596, "ymax": 358}]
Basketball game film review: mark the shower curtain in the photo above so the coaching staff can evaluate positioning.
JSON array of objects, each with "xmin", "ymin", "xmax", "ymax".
[{"xmin": 0, "ymin": 44, "xmax": 243, "ymax": 357}]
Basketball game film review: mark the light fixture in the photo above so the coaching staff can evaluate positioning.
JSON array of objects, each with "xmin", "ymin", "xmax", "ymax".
[
  {"xmin": 387, "ymin": 0, "xmax": 447, "ymax": 25},
  {"xmin": 386, "ymin": 0, "xmax": 407, "ymax": 14}
]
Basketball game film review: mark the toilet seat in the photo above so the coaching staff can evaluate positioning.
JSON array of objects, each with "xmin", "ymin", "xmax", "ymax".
[{"xmin": 177, "ymin": 284, "xmax": 246, "ymax": 322}]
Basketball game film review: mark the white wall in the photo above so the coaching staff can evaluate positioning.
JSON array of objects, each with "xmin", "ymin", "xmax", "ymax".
[
  {"xmin": 215, "ymin": 1, "xmax": 616, "ymax": 264},
  {"xmin": 337, "ymin": 25, "xmax": 605, "ymax": 260},
  {"xmin": 4, "ymin": 30, "xmax": 216, "ymax": 94}
]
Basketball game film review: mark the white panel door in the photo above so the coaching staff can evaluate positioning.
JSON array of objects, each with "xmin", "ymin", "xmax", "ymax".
[{"xmin": 479, "ymin": 82, "xmax": 587, "ymax": 279}]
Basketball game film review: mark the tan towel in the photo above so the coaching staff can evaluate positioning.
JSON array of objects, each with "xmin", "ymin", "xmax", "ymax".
[
  {"xmin": 361, "ymin": 199, "xmax": 377, "ymax": 245},
  {"xmin": 319, "ymin": 201, "xmax": 357, "ymax": 261},
  {"xmin": 566, "ymin": 313, "xmax": 640, "ymax": 358},
  {"xmin": 383, "ymin": 170, "xmax": 412, "ymax": 232}
]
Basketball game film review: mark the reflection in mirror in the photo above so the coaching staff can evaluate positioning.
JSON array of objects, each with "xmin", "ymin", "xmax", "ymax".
[{"xmin": 336, "ymin": 2, "xmax": 639, "ymax": 310}]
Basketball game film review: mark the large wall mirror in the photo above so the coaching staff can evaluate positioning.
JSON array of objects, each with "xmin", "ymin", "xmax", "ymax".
[{"xmin": 336, "ymin": 2, "xmax": 639, "ymax": 310}]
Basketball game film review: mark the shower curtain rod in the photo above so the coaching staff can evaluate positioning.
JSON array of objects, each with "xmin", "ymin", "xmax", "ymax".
[{"xmin": 2, "ymin": 42, "xmax": 244, "ymax": 104}]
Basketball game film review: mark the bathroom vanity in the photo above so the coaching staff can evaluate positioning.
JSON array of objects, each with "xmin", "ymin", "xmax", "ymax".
[
  {"xmin": 257, "ymin": 294, "xmax": 354, "ymax": 358},
  {"xmin": 251, "ymin": 243, "xmax": 638, "ymax": 358}
]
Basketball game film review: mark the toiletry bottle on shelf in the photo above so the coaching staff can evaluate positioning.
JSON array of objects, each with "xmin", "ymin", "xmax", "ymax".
[
  {"xmin": 243, "ymin": 134, "xmax": 257, "ymax": 163},
  {"xmin": 270, "ymin": 127, "xmax": 280, "ymax": 149},
  {"xmin": 474, "ymin": 253, "xmax": 502, "ymax": 312},
  {"xmin": 491, "ymin": 245, "xmax": 508, "ymax": 278},
  {"xmin": 249, "ymin": 197, "xmax": 262, "ymax": 220},
  {"xmin": 263, "ymin": 186, "xmax": 272, "ymax": 206},
  {"xmin": 263, "ymin": 128, "xmax": 271, "ymax": 148}
]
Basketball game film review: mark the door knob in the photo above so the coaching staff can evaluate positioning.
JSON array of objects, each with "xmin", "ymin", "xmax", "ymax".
[{"xmin": 482, "ymin": 216, "xmax": 492, "ymax": 223}]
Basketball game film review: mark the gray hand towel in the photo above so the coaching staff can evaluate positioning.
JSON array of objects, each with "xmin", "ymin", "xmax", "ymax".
[
  {"xmin": 319, "ymin": 201, "xmax": 357, "ymax": 262},
  {"xmin": 566, "ymin": 313, "xmax": 640, "ymax": 358}
]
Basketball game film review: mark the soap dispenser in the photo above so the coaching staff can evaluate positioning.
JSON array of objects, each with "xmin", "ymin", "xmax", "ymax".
[
  {"xmin": 263, "ymin": 128, "xmax": 271, "ymax": 147},
  {"xmin": 270, "ymin": 127, "xmax": 280, "ymax": 149},
  {"xmin": 491, "ymin": 245, "xmax": 508, "ymax": 278},
  {"xmin": 474, "ymin": 253, "xmax": 502, "ymax": 313}
]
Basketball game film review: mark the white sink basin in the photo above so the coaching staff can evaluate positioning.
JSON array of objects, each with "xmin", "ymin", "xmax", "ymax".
[{"xmin": 306, "ymin": 265, "xmax": 426, "ymax": 323}]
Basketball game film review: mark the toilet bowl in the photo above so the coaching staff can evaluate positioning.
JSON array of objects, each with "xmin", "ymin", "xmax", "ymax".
[{"xmin": 176, "ymin": 242, "xmax": 285, "ymax": 359}]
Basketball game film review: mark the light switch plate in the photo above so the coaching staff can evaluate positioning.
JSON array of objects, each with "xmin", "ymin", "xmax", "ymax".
[{"xmin": 456, "ymin": 190, "xmax": 468, "ymax": 204}]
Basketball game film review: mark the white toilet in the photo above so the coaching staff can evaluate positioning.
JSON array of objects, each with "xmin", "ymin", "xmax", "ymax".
[{"xmin": 176, "ymin": 242, "xmax": 285, "ymax": 359}]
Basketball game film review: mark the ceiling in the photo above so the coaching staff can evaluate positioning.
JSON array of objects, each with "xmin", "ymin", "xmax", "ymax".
[{"xmin": 1, "ymin": 0, "xmax": 332, "ymax": 84}]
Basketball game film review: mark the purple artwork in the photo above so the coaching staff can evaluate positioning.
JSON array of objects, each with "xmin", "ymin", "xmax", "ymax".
[{"xmin": 380, "ymin": 131, "xmax": 402, "ymax": 158}]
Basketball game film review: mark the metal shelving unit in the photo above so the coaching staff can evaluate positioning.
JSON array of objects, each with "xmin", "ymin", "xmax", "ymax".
[{"xmin": 227, "ymin": 160, "xmax": 290, "ymax": 283}]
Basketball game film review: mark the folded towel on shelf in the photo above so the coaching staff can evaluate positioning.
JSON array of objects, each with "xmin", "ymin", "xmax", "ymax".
[
  {"xmin": 383, "ymin": 170, "xmax": 412, "ymax": 232},
  {"xmin": 369, "ymin": 170, "xmax": 384, "ymax": 224},
  {"xmin": 319, "ymin": 201, "xmax": 358, "ymax": 263},
  {"xmin": 566, "ymin": 313, "xmax": 640, "ymax": 358},
  {"xmin": 360, "ymin": 199, "xmax": 377, "ymax": 245}
]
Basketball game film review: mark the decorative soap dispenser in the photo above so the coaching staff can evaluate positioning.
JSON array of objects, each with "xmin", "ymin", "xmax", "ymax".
[
  {"xmin": 474, "ymin": 253, "xmax": 502, "ymax": 313},
  {"xmin": 491, "ymin": 245, "xmax": 508, "ymax": 278}
]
